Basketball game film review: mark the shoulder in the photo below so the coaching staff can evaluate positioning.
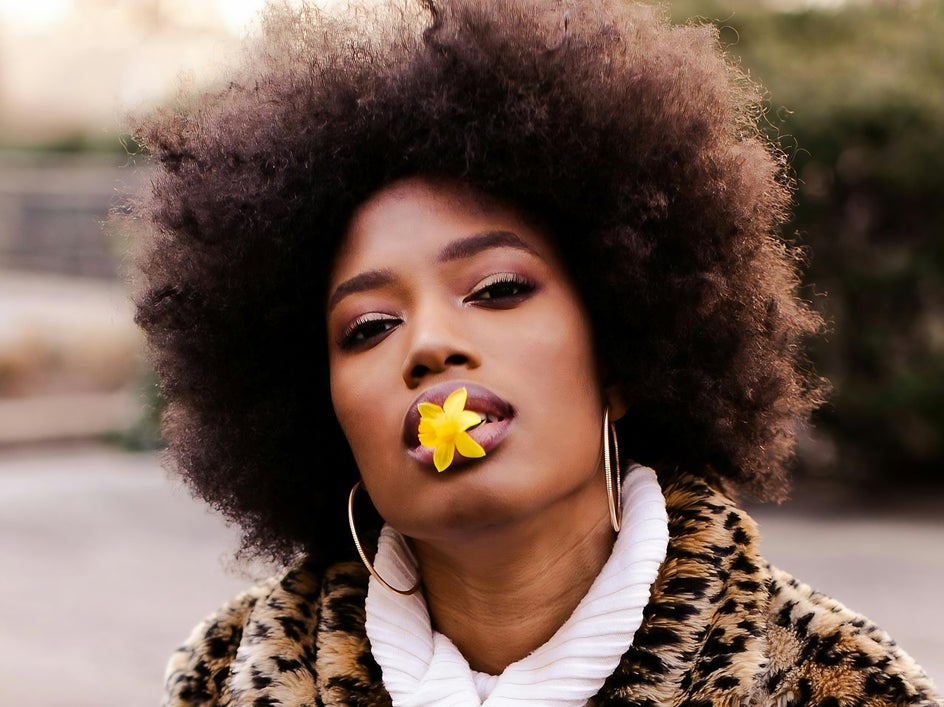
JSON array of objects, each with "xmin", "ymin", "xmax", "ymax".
[
  {"xmin": 163, "ymin": 578, "xmax": 278, "ymax": 706},
  {"xmin": 655, "ymin": 472, "xmax": 941, "ymax": 706},
  {"xmin": 760, "ymin": 565, "xmax": 942, "ymax": 706},
  {"xmin": 162, "ymin": 561, "xmax": 323, "ymax": 707}
]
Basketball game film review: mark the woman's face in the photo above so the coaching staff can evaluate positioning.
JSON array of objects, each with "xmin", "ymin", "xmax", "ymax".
[{"xmin": 327, "ymin": 178, "xmax": 606, "ymax": 542}]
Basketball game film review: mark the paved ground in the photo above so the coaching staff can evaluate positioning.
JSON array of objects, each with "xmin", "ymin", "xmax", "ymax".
[{"xmin": 1, "ymin": 444, "xmax": 941, "ymax": 706}]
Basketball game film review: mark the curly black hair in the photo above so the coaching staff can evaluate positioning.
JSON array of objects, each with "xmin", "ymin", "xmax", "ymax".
[{"xmin": 131, "ymin": 0, "xmax": 824, "ymax": 564}]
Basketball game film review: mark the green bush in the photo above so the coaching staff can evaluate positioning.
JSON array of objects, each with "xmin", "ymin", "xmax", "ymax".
[{"xmin": 670, "ymin": 0, "xmax": 944, "ymax": 485}]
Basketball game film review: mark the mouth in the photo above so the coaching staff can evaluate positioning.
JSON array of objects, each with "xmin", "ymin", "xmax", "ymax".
[{"xmin": 403, "ymin": 381, "xmax": 515, "ymax": 468}]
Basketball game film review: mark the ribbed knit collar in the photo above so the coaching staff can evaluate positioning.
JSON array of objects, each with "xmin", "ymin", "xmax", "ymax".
[{"xmin": 365, "ymin": 465, "xmax": 669, "ymax": 707}]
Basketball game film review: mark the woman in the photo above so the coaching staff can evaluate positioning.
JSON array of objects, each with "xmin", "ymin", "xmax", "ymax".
[{"xmin": 132, "ymin": 0, "xmax": 941, "ymax": 705}]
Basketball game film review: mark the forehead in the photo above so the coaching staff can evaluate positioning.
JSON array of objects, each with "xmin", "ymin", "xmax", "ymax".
[{"xmin": 331, "ymin": 178, "xmax": 552, "ymax": 276}]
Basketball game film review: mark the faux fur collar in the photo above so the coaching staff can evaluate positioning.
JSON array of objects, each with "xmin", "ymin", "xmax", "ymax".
[{"xmin": 163, "ymin": 474, "xmax": 941, "ymax": 707}]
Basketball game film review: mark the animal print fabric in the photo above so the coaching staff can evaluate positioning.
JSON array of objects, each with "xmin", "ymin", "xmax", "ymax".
[{"xmin": 163, "ymin": 475, "xmax": 941, "ymax": 706}]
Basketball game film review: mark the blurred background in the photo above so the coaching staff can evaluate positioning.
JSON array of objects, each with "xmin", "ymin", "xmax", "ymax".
[{"xmin": 0, "ymin": 0, "xmax": 941, "ymax": 704}]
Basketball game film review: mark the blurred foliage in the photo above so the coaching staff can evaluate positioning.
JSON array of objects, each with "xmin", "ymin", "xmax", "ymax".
[
  {"xmin": 0, "ymin": 132, "xmax": 131, "ymax": 155},
  {"xmin": 106, "ymin": 367, "xmax": 166, "ymax": 451},
  {"xmin": 669, "ymin": 0, "xmax": 944, "ymax": 485}
]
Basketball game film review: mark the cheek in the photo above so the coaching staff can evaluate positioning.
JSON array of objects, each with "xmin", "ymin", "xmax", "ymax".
[
  {"xmin": 328, "ymin": 356, "xmax": 357, "ymax": 440},
  {"xmin": 511, "ymin": 296, "xmax": 603, "ymax": 446},
  {"xmin": 330, "ymin": 356, "xmax": 419, "ymax": 531},
  {"xmin": 534, "ymin": 296, "xmax": 599, "ymax": 392},
  {"xmin": 329, "ymin": 356, "xmax": 396, "ymax": 472}
]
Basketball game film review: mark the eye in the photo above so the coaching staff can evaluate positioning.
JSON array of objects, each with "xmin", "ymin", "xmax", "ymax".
[
  {"xmin": 464, "ymin": 272, "xmax": 537, "ymax": 309},
  {"xmin": 338, "ymin": 313, "xmax": 401, "ymax": 350}
]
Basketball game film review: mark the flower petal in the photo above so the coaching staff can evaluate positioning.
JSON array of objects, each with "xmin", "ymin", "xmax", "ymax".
[
  {"xmin": 455, "ymin": 431, "xmax": 486, "ymax": 459},
  {"xmin": 455, "ymin": 410, "xmax": 483, "ymax": 431},
  {"xmin": 442, "ymin": 387, "xmax": 468, "ymax": 417},
  {"xmin": 417, "ymin": 402, "xmax": 444, "ymax": 419},
  {"xmin": 433, "ymin": 443, "xmax": 455, "ymax": 472},
  {"xmin": 418, "ymin": 431, "xmax": 439, "ymax": 448}
]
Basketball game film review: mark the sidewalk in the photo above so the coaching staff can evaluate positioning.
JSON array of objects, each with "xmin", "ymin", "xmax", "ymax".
[
  {"xmin": 0, "ymin": 444, "xmax": 255, "ymax": 707},
  {"xmin": 0, "ymin": 444, "xmax": 941, "ymax": 706}
]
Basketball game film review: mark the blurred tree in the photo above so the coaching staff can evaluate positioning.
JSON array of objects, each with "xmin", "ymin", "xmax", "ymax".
[{"xmin": 669, "ymin": 0, "xmax": 944, "ymax": 486}]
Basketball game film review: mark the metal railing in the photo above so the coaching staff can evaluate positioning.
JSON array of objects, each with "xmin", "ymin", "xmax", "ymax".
[{"xmin": 0, "ymin": 153, "xmax": 146, "ymax": 279}]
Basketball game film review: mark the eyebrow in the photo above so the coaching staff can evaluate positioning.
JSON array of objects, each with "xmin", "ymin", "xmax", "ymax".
[
  {"xmin": 327, "ymin": 268, "xmax": 394, "ymax": 310},
  {"xmin": 327, "ymin": 230, "xmax": 539, "ymax": 311},
  {"xmin": 436, "ymin": 230, "xmax": 538, "ymax": 263}
]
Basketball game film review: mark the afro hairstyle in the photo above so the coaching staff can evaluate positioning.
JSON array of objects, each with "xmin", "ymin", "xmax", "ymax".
[{"xmin": 131, "ymin": 0, "xmax": 824, "ymax": 564}]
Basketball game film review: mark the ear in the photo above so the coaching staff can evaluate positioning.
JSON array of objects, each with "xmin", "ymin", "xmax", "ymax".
[{"xmin": 604, "ymin": 385, "xmax": 628, "ymax": 422}]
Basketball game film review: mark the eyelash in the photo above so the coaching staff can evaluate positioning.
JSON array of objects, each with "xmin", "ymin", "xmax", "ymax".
[
  {"xmin": 463, "ymin": 272, "xmax": 536, "ymax": 307},
  {"xmin": 337, "ymin": 273, "xmax": 537, "ymax": 350},
  {"xmin": 338, "ymin": 312, "xmax": 401, "ymax": 351}
]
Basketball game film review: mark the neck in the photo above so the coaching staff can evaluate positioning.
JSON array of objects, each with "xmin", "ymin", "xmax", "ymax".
[{"xmin": 411, "ymin": 481, "xmax": 615, "ymax": 674}]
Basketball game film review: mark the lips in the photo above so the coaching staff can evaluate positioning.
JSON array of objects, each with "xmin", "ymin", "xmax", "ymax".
[{"xmin": 403, "ymin": 381, "xmax": 515, "ymax": 468}]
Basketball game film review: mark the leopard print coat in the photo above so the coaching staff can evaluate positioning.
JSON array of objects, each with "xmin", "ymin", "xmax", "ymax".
[{"xmin": 163, "ymin": 475, "xmax": 942, "ymax": 706}]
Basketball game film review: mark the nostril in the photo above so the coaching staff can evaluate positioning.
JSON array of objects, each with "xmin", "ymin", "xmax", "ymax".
[{"xmin": 409, "ymin": 355, "xmax": 467, "ymax": 382}]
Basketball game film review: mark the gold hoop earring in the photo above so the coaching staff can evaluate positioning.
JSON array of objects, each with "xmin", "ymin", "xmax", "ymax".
[
  {"xmin": 603, "ymin": 406, "xmax": 622, "ymax": 532},
  {"xmin": 348, "ymin": 480, "xmax": 421, "ymax": 596}
]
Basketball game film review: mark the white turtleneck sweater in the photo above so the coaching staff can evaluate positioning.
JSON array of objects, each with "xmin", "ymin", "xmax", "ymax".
[{"xmin": 365, "ymin": 464, "xmax": 669, "ymax": 707}]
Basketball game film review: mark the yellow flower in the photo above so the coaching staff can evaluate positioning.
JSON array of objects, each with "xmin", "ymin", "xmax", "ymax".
[{"xmin": 417, "ymin": 387, "xmax": 486, "ymax": 472}]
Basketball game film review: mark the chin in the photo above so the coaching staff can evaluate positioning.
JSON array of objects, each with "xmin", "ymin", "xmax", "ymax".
[{"xmin": 394, "ymin": 469, "xmax": 530, "ymax": 539}]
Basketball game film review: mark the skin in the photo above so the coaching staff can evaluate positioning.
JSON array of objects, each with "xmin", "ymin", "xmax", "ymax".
[{"xmin": 327, "ymin": 177, "xmax": 620, "ymax": 674}]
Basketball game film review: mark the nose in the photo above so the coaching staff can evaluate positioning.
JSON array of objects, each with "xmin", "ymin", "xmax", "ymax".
[{"xmin": 401, "ymin": 301, "xmax": 481, "ymax": 388}]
